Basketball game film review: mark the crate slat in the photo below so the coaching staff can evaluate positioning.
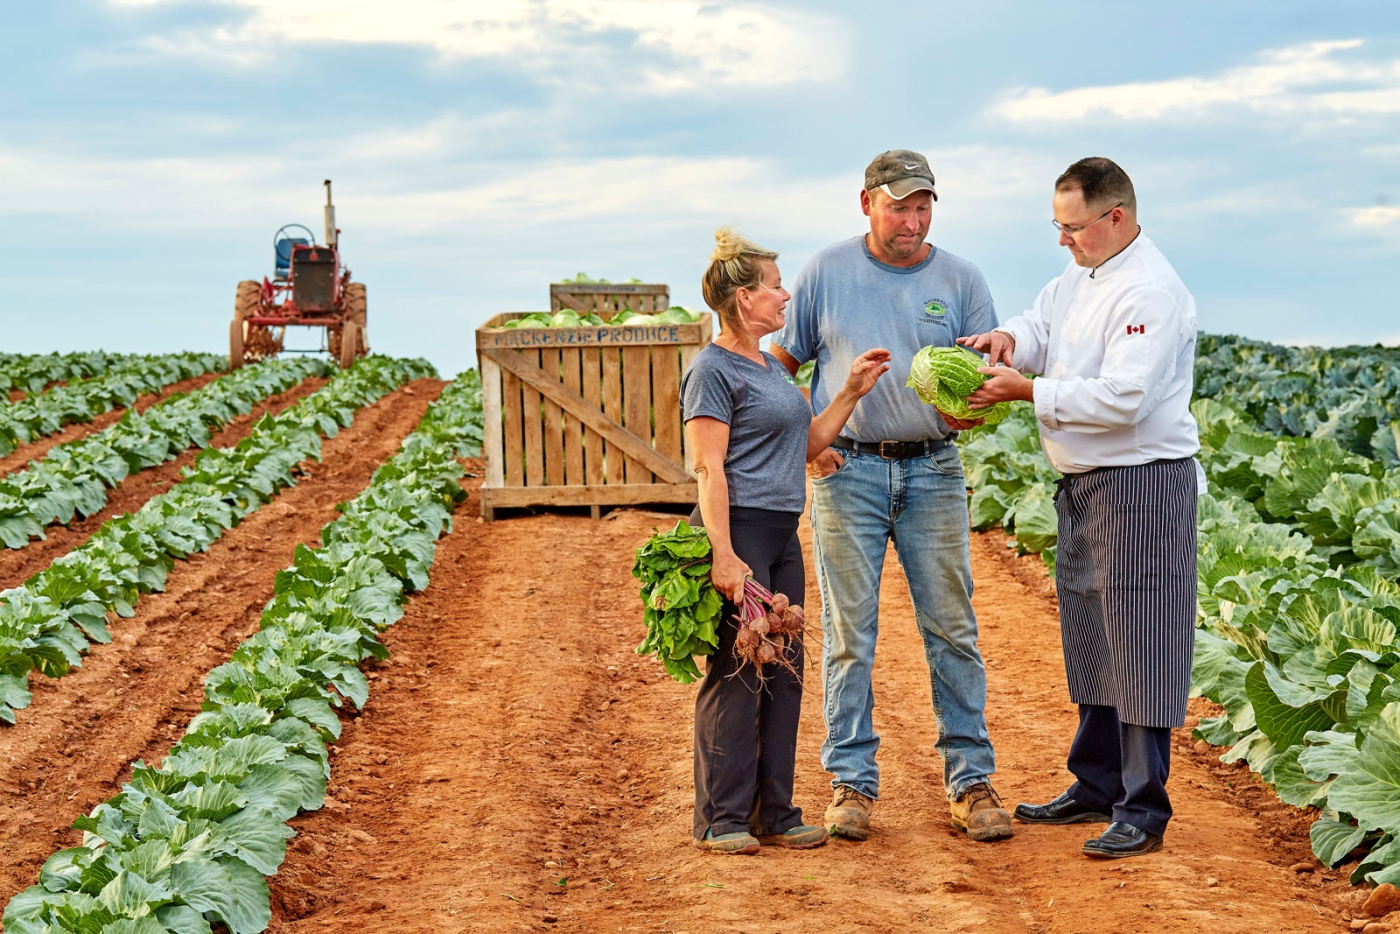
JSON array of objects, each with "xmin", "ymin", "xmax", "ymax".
[
  {"xmin": 602, "ymin": 347, "xmax": 624, "ymax": 485},
  {"xmin": 502, "ymin": 365, "xmax": 524, "ymax": 488},
  {"xmin": 522, "ymin": 349, "xmax": 545, "ymax": 487},
  {"xmin": 562, "ymin": 347, "xmax": 585, "ymax": 485},
  {"xmin": 622, "ymin": 345, "xmax": 653, "ymax": 484},
  {"xmin": 542, "ymin": 347, "xmax": 565, "ymax": 486},
  {"xmin": 652, "ymin": 346, "xmax": 682, "ymax": 467},
  {"xmin": 582, "ymin": 349, "xmax": 604, "ymax": 486}
]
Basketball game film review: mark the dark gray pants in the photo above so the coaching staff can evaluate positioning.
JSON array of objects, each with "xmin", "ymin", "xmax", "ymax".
[
  {"xmin": 691, "ymin": 506, "xmax": 806, "ymax": 840},
  {"xmin": 1067, "ymin": 703, "xmax": 1173, "ymax": 837}
]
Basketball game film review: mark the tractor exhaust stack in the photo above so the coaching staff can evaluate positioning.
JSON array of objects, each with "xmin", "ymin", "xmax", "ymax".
[{"xmin": 323, "ymin": 179, "xmax": 337, "ymax": 248}]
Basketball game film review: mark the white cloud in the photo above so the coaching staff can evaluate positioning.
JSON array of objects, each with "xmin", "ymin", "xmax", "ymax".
[
  {"xmin": 1345, "ymin": 205, "xmax": 1400, "ymax": 228},
  {"xmin": 991, "ymin": 39, "xmax": 1400, "ymax": 122},
  {"xmin": 0, "ymin": 125, "xmax": 1047, "ymax": 246},
  {"xmin": 107, "ymin": 0, "xmax": 848, "ymax": 91},
  {"xmin": 1341, "ymin": 204, "xmax": 1400, "ymax": 250}
]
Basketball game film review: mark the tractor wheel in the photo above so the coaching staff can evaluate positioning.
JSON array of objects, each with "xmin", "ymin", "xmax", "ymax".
[
  {"xmin": 344, "ymin": 283, "xmax": 369, "ymax": 353},
  {"xmin": 344, "ymin": 282, "xmax": 366, "ymax": 325},
  {"xmin": 230, "ymin": 279, "xmax": 260, "ymax": 370},
  {"xmin": 339, "ymin": 320, "xmax": 362, "ymax": 370},
  {"xmin": 229, "ymin": 318, "xmax": 245, "ymax": 370}
]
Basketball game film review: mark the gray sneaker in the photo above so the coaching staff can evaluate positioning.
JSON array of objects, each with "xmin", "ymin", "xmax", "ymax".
[{"xmin": 693, "ymin": 830, "xmax": 760, "ymax": 855}]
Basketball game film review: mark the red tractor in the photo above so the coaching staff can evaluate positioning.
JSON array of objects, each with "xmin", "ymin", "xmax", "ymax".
[{"xmin": 229, "ymin": 180, "xmax": 368, "ymax": 370}]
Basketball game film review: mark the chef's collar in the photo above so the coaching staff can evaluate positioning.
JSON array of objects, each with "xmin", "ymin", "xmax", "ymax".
[{"xmin": 1090, "ymin": 227, "xmax": 1143, "ymax": 280}]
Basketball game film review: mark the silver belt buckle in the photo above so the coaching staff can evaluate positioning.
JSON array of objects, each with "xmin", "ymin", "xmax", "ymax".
[{"xmin": 879, "ymin": 440, "xmax": 900, "ymax": 459}]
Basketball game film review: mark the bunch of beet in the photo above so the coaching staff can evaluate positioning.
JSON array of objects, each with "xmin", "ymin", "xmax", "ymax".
[{"xmin": 732, "ymin": 579, "xmax": 805, "ymax": 677}]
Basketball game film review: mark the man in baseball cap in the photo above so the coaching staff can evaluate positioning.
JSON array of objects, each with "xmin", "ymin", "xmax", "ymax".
[
  {"xmin": 769, "ymin": 150, "xmax": 1010, "ymax": 845},
  {"xmin": 864, "ymin": 149, "xmax": 940, "ymax": 202}
]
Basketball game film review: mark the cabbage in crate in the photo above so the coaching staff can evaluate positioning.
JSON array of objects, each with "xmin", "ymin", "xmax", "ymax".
[{"xmin": 907, "ymin": 345, "xmax": 1014, "ymax": 425}]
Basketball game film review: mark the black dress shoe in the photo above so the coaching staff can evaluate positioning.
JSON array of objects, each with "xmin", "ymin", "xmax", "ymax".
[
  {"xmin": 1013, "ymin": 790, "xmax": 1112, "ymax": 825},
  {"xmin": 1082, "ymin": 821, "xmax": 1163, "ymax": 859}
]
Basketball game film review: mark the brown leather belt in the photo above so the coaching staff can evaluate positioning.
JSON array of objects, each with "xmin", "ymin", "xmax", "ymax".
[{"xmin": 831, "ymin": 436, "xmax": 952, "ymax": 460}]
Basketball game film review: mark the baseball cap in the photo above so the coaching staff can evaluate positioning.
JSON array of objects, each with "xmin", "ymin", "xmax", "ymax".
[{"xmin": 864, "ymin": 150, "xmax": 938, "ymax": 201}]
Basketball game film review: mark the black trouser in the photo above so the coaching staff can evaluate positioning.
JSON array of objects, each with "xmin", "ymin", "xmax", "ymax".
[
  {"xmin": 690, "ymin": 506, "xmax": 806, "ymax": 840},
  {"xmin": 1066, "ymin": 703, "xmax": 1173, "ymax": 837}
]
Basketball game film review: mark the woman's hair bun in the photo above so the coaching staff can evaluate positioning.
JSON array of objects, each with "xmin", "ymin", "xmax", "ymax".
[{"xmin": 710, "ymin": 226, "xmax": 753, "ymax": 264}]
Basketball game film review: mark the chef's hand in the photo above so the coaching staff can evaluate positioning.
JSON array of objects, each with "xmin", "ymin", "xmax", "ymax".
[
  {"xmin": 967, "ymin": 366, "xmax": 1035, "ymax": 408},
  {"xmin": 958, "ymin": 331, "xmax": 1016, "ymax": 367}
]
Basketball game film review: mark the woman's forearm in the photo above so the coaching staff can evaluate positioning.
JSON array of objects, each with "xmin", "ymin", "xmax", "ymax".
[
  {"xmin": 807, "ymin": 388, "xmax": 860, "ymax": 461},
  {"xmin": 695, "ymin": 466, "xmax": 735, "ymax": 559}
]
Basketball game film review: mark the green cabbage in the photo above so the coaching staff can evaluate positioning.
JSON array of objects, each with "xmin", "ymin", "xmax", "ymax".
[{"xmin": 906, "ymin": 345, "xmax": 1012, "ymax": 425}]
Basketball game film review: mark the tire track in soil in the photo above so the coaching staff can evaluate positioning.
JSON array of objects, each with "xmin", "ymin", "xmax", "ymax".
[
  {"xmin": 264, "ymin": 498, "xmax": 1375, "ymax": 934},
  {"xmin": 0, "ymin": 374, "xmax": 326, "ymax": 591},
  {"xmin": 0, "ymin": 371, "xmax": 222, "ymax": 479},
  {"xmin": 0, "ymin": 378, "xmax": 445, "ymax": 909}
]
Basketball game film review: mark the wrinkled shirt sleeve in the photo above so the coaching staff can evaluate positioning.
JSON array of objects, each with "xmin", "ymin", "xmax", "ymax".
[
  {"xmin": 963, "ymin": 272, "xmax": 999, "ymax": 337},
  {"xmin": 1031, "ymin": 286, "xmax": 1183, "ymax": 433},
  {"xmin": 996, "ymin": 276, "xmax": 1057, "ymax": 374}
]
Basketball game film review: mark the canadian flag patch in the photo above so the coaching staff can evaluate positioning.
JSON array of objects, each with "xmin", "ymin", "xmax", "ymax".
[{"xmin": 1126, "ymin": 324, "xmax": 1146, "ymax": 335}]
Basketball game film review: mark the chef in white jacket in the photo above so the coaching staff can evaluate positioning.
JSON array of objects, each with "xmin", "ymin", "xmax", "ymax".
[{"xmin": 958, "ymin": 157, "xmax": 1201, "ymax": 860}]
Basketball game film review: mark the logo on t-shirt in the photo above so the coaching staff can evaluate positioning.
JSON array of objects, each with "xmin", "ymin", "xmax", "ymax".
[{"xmin": 919, "ymin": 299, "xmax": 950, "ymax": 324}]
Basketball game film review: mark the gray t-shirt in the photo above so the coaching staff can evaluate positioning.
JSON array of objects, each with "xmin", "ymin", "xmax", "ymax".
[
  {"xmin": 680, "ymin": 344, "xmax": 811, "ymax": 514},
  {"xmin": 773, "ymin": 235, "xmax": 998, "ymax": 442}
]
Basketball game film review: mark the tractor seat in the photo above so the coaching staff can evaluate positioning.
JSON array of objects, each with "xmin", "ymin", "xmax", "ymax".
[{"xmin": 274, "ymin": 237, "xmax": 310, "ymax": 281}]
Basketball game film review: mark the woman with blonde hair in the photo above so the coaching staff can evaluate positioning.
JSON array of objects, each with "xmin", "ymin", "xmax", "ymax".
[{"xmin": 683, "ymin": 227, "xmax": 890, "ymax": 854}]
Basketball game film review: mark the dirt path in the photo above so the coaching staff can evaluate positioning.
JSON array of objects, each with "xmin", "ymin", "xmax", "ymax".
[
  {"xmin": 250, "ymin": 491, "xmax": 1366, "ymax": 934},
  {"xmin": 0, "ymin": 376, "xmax": 328, "ymax": 591},
  {"xmin": 0, "ymin": 371, "xmax": 222, "ymax": 478},
  {"xmin": 0, "ymin": 379, "xmax": 445, "ymax": 904}
]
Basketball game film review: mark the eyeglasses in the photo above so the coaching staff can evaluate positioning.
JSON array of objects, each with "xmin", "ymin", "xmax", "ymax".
[{"xmin": 1052, "ymin": 203, "xmax": 1122, "ymax": 236}]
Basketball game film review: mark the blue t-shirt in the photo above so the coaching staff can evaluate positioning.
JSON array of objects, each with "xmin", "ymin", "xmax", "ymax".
[
  {"xmin": 772, "ymin": 235, "xmax": 999, "ymax": 442},
  {"xmin": 680, "ymin": 344, "xmax": 811, "ymax": 515}
]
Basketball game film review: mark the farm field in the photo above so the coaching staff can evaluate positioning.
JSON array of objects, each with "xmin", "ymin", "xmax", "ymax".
[
  {"xmin": 240, "ymin": 498, "xmax": 1363, "ymax": 934},
  {"xmin": 0, "ymin": 343, "xmax": 1397, "ymax": 933}
]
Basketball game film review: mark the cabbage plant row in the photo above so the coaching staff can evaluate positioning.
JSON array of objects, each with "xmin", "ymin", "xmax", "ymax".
[
  {"xmin": 0, "ymin": 358, "xmax": 329, "ymax": 551},
  {"xmin": 1195, "ymin": 334, "xmax": 1400, "ymax": 467},
  {"xmin": 0, "ymin": 353, "xmax": 225, "ymax": 458},
  {"xmin": 0, "ymin": 355, "xmax": 436, "ymax": 724},
  {"xmin": 957, "ymin": 336, "xmax": 1400, "ymax": 885},
  {"xmin": 1, "ymin": 372, "xmax": 482, "ymax": 934},
  {"xmin": 0, "ymin": 353, "xmax": 137, "ymax": 396}
]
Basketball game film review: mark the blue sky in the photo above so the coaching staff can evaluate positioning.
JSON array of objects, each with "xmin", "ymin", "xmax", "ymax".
[{"xmin": 2, "ymin": 1, "xmax": 1397, "ymax": 378}]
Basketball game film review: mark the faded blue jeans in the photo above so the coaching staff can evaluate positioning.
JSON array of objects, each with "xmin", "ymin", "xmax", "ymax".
[{"xmin": 810, "ymin": 443, "xmax": 996, "ymax": 800}]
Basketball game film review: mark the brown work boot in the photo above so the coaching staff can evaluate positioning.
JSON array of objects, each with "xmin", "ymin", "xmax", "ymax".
[
  {"xmin": 824, "ymin": 785, "xmax": 874, "ymax": 841},
  {"xmin": 950, "ymin": 782, "xmax": 1014, "ymax": 842}
]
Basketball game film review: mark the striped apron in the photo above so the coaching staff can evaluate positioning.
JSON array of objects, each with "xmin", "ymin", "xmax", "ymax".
[{"xmin": 1053, "ymin": 458, "xmax": 1197, "ymax": 728}]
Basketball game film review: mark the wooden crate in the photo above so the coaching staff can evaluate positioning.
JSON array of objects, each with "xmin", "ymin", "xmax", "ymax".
[{"xmin": 476, "ymin": 305, "xmax": 711, "ymax": 520}]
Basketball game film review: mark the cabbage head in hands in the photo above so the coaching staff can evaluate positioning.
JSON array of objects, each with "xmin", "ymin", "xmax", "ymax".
[{"xmin": 906, "ymin": 345, "xmax": 1014, "ymax": 425}]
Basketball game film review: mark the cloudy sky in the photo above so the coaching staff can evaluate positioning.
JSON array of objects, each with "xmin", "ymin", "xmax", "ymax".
[{"xmin": 2, "ymin": 1, "xmax": 1397, "ymax": 377}]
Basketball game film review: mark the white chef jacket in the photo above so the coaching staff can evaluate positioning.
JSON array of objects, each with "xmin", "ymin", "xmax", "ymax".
[{"xmin": 995, "ymin": 234, "xmax": 1203, "ymax": 483}]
